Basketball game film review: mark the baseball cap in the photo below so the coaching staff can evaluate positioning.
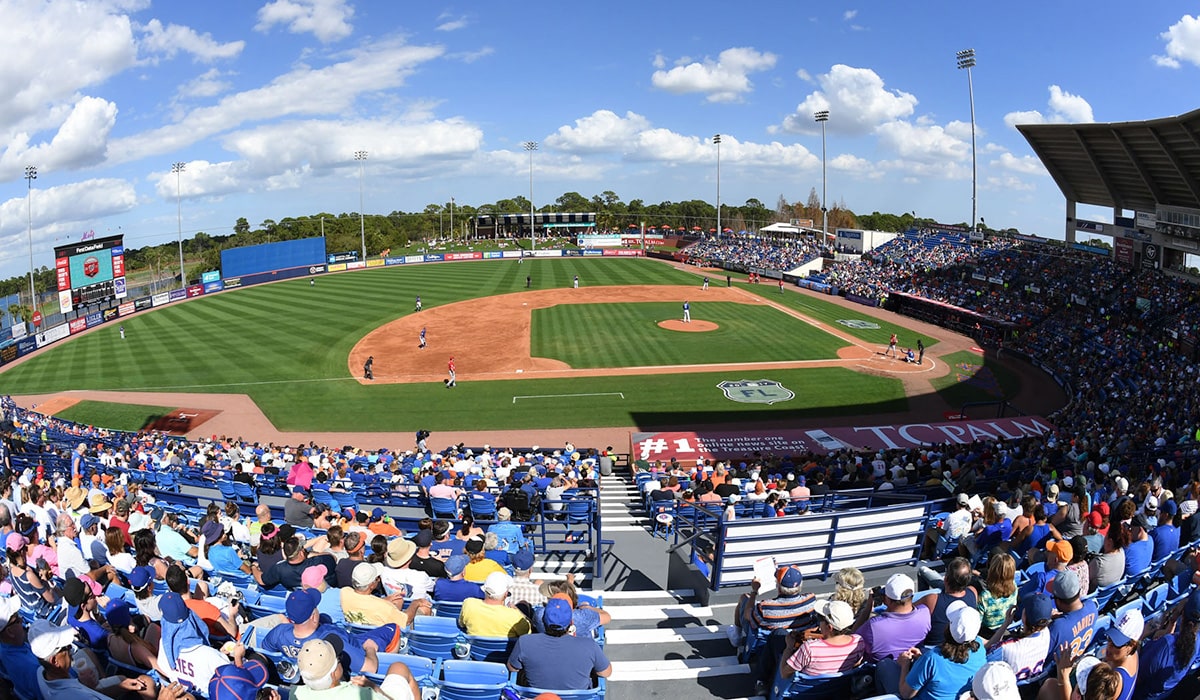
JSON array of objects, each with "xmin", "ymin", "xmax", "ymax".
[
  {"xmin": 79, "ymin": 513, "xmax": 100, "ymax": 530},
  {"xmin": 445, "ymin": 555, "xmax": 469, "ymax": 576},
  {"xmin": 543, "ymin": 598, "xmax": 573, "ymax": 629},
  {"xmin": 1108, "ymin": 608, "xmax": 1145, "ymax": 647},
  {"xmin": 285, "ymin": 588, "xmax": 321, "ymax": 624},
  {"xmin": 160, "ymin": 592, "xmax": 190, "ymax": 624},
  {"xmin": 4, "ymin": 532, "xmax": 27, "ymax": 552},
  {"xmin": 301, "ymin": 564, "xmax": 328, "ymax": 589},
  {"xmin": 464, "ymin": 537, "xmax": 484, "ymax": 554},
  {"xmin": 1074, "ymin": 656, "xmax": 1103, "ymax": 697},
  {"xmin": 947, "ymin": 600, "xmax": 982, "ymax": 643},
  {"xmin": 351, "ymin": 562, "xmax": 382, "ymax": 589},
  {"xmin": 776, "ymin": 566, "xmax": 803, "ymax": 589},
  {"xmin": 972, "ymin": 661, "xmax": 1020, "ymax": 700},
  {"xmin": 956, "ymin": 493, "xmax": 970, "ymax": 506},
  {"xmin": 498, "ymin": 507, "xmax": 513, "ymax": 520},
  {"xmin": 63, "ymin": 577, "xmax": 89, "ymax": 607},
  {"xmin": 105, "ymin": 599, "xmax": 133, "ymax": 629},
  {"xmin": 298, "ymin": 638, "xmax": 339, "ymax": 690},
  {"xmin": 1161, "ymin": 499, "xmax": 1178, "ymax": 516},
  {"xmin": 200, "ymin": 521, "xmax": 224, "ymax": 545},
  {"xmin": 815, "ymin": 600, "xmax": 855, "ymax": 631},
  {"xmin": 0, "ymin": 596, "xmax": 22, "ymax": 627},
  {"xmin": 482, "ymin": 572, "xmax": 512, "ymax": 598},
  {"xmin": 386, "ymin": 538, "xmax": 416, "ymax": 568},
  {"xmin": 1053, "ymin": 569, "xmax": 1081, "ymax": 600},
  {"xmin": 412, "ymin": 530, "xmax": 433, "ymax": 548},
  {"xmin": 1019, "ymin": 592, "xmax": 1055, "ymax": 626},
  {"xmin": 209, "ymin": 660, "xmax": 270, "ymax": 700},
  {"xmin": 128, "ymin": 566, "xmax": 154, "ymax": 590},
  {"xmin": 29, "ymin": 620, "xmax": 77, "ymax": 661},
  {"xmin": 511, "ymin": 549, "xmax": 535, "ymax": 571},
  {"xmin": 1145, "ymin": 495, "xmax": 1159, "ymax": 513},
  {"xmin": 1132, "ymin": 513, "xmax": 1153, "ymax": 531},
  {"xmin": 292, "ymin": 486, "xmax": 307, "ymax": 495},
  {"xmin": 1044, "ymin": 540, "xmax": 1073, "ymax": 563},
  {"xmin": 884, "ymin": 573, "xmax": 916, "ymax": 601},
  {"xmin": 1086, "ymin": 511, "xmax": 1103, "ymax": 527},
  {"xmin": 1093, "ymin": 500, "xmax": 1110, "ymax": 517}
]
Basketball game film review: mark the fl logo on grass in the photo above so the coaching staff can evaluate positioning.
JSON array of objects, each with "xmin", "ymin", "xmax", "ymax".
[{"xmin": 718, "ymin": 379, "xmax": 795, "ymax": 405}]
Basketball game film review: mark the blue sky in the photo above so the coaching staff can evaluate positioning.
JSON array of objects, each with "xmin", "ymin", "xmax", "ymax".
[{"xmin": 1, "ymin": 0, "xmax": 1200, "ymax": 278}]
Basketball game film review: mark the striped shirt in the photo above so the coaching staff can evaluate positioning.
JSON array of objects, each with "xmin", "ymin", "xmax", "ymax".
[
  {"xmin": 988, "ymin": 628, "xmax": 1050, "ymax": 681},
  {"xmin": 786, "ymin": 634, "xmax": 867, "ymax": 676},
  {"xmin": 751, "ymin": 592, "xmax": 815, "ymax": 631}
]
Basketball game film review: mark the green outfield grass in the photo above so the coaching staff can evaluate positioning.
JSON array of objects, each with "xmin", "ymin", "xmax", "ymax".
[
  {"xmin": 0, "ymin": 257, "xmax": 979, "ymax": 431},
  {"xmin": 928, "ymin": 350, "xmax": 1022, "ymax": 410},
  {"xmin": 743, "ymin": 285, "xmax": 938, "ymax": 350},
  {"xmin": 531, "ymin": 302, "xmax": 845, "ymax": 368},
  {"xmin": 56, "ymin": 400, "xmax": 174, "ymax": 432}
]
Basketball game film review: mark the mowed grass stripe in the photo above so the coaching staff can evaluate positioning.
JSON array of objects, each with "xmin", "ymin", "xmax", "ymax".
[
  {"xmin": 747, "ymin": 284, "xmax": 939, "ymax": 349},
  {"xmin": 531, "ymin": 302, "xmax": 845, "ymax": 368}
]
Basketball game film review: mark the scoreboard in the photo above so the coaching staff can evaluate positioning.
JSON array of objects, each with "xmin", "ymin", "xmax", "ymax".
[{"xmin": 54, "ymin": 235, "xmax": 127, "ymax": 313}]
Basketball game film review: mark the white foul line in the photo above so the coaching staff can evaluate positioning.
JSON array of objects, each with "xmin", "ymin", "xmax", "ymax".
[{"xmin": 512, "ymin": 392, "xmax": 625, "ymax": 404}]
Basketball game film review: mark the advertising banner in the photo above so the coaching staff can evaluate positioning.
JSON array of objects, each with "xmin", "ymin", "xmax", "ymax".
[
  {"xmin": 631, "ymin": 416, "xmax": 1055, "ymax": 460},
  {"xmin": 102, "ymin": 308, "xmax": 119, "ymax": 322},
  {"xmin": 134, "ymin": 297, "xmax": 153, "ymax": 312},
  {"xmin": 365, "ymin": 259, "xmax": 385, "ymax": 267},
  {"xmin": 1142, "ymin": 242, "xmax": 1161, "ymax": 270},
  {"xmin": 17, "ymin": 337, "xmax": 37, "ymax": 355},
  {"xmin": 346, "ymin": 261, "xmax": 366, "ymax": 270},
  {"xmin": 10, "ymin": 323, "xmax": 26, "ymax": 341},
  {"xmin": 601, "ymin": 249, "xmax": 642, "ymax": 257},
  {"xmin": 119, "ymin": 301, "xmax": 136, "ymax": 316},
  {"xmin": 445, "ymin": 252, "xmax": 482, "ymax": 261},
  {"xmin": 327, "ymin": 263, "xmax": 346, "ymax": 272},
  {"xmin": 623, "ymin": 235, "xmax": 665, "ymax": 246},
  {"xmin": 533, "ymin": 250, "xmax": 563, "ymax": 258},
  {"xmin": 222, "ymin": 277, "xmax": 242, "ymax": 289},
  {"xmin": 1135, "ymin": 211, "xmax": 1157, "ymax": 229},
  {"xmin": 836, "ymin": 229, "xmax": 862, "ymax": 240},
  {"xmin": 36, "ymin": 324, "xmax": 70, "ymax": 348},
  {"xmin": 85, "ymin": 312, "xmax": 103, "ymax": 328},
  {"xmin": 0, "ymin": 344, "xmax": 16, "ymax": 365},
  {"xmin": 972, "ymin": 272, "xmax": 987, "ymax": 281},
  {"xmin": 168, "ymin": 289, "xmax": 187, "ymax": 302},
  {"xmin": 987, "ymin": 276, "xmax": 1004, "ymax": 284},
  {"xmin": 68, "ymin": 317, "xmax": 87, "ymax": 334},
  {"xmin": 152, "ymin": 293, "xmax": 171, "ymax": 307},
  {"xmin": 186, "ymin": 284, "xmax": 205, "ymax": 298},
  {"xmin": 59, "ymin": 290, "xmax": 73, "ymax": 315},
  {"xmin": 501, "ymin": 251, "xmax": 524, "ymax": 259},
  {"xmin": 1122, "ymin": 228, "xmax": 1151, "ymax": 242},
  {"xmin": 306, "ymin": 265, "xmax": 326, "ymax": 275},
  {"xmin": 327, "ymin": 252, "xmax": 359, "ymax": 264},
  {"xmin": 423, "ymin": 254, "xmax": 445, "ymax": 263},
  {"xmin": 1076, "ymin": 219, "xmax": 1104, "ymax": 233},
  {"xmin": 577, "ymin": 234, "xmax": 623, "ymax": 248},
  {"xmin": 1114, "ymin": 237, "xmax": 1134, "ymax": 266},
  {"xmin": 405, "ymin": 255, "xmax": 425, "ymax": 264},
  {"xmin": 582, "ymin": 249, "xmax": 604, "ymax": 256},
  {"xmin": 202, "ymin": 281, "xmax": 224, "ymax": 294},
  {"xmin": 483, "ymin": 251, "xmax": 505, "ymax": 259},
  {"xmin": 201, "ymin": 270, "xmax": 220, "ymax": 284},
  {"xmin": 384, "ymin": 258, "xmax": 406, "ymax": 266}
]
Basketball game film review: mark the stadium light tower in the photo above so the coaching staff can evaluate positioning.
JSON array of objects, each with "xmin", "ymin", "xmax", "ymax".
[
  {"xmin": 814, "ymin": 111, "xmax": 829, "ymax": 241},
  {"xmin": 957, "ymin": 48, "xmax": 978, "ymax": 234},
  {"xmin": 172, "ymin": 162, "xmax": 186, "ymax": 286},
  {"xmin": 24, "ymin": 165, "xmax": 37, "ymax": 314},
  {"xmin": 355, "ymin": 150, "xmax": 368, "ymax": 259},
  {"xmin": 713, "ymin": 134, "xmax": 722, "ymax": 237},
  {"xmin": 523, "ymin": 141, "xmax": 538, "ymax": 252}
]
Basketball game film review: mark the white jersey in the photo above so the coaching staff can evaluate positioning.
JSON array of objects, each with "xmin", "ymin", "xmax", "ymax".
[{"xmin": 989, "ymin": 628, "xmax": 1050, "ymax": 681}]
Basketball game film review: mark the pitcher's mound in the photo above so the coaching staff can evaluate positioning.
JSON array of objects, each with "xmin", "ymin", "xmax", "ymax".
[{"xmin": 658, "ymin": 319, "xmax": 718, "ymax": 332}]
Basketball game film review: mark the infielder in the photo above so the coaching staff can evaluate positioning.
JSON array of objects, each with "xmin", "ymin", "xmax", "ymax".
[
  {"xmin": 683, "ymin": 301, "xmax": 691, "ymax": 323},
  {"xmin": 446, "ymin": 356, "xmax": 457, "ymax": 387},
  {"xmin": 702, "ymin": 277, "xmax": 709, "ymax": 291},
  {"xmin": 419, "ymin": 327, "xmax": 427, "ymax": 349},
  {"xmin": 573, "ymin": 275, "xmax": 579, "ymax": 289},
  {"xmin": 414, "ymin": 295, "xmax": 423, "ymax": 312}
]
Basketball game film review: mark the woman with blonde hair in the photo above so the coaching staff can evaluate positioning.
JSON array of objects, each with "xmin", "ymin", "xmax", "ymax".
[
  {"xmin": 832, "ymin": 567, "xmax": 869, "ymax": 615},
  {"xmin": 977, "ymin": 552, "xmax": 1018, "ymax": 636}
]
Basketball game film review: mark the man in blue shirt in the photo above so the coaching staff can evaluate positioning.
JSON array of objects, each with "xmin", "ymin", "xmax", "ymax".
[
  {"xmin": 1135, "ymin": 588, "xmax": 1200, "ymax": 700},
  {"xmin": 508, "ymin": 598, "xmax": 611, "ymax": 691},
  {"xmin": 1150, "ymin": 501, "xmax": 1180, "ymax": 562},
  {"xmin": 488, "ymin": 508, "xmax": 527, "ymax": 554},
  {"xmin": 1046, "ymin": 569, "xmax": 1097, "ymax": 660},
  {"xmin": 1125, "ymin": 514, "xmax": 1155, "ymax": 577}
]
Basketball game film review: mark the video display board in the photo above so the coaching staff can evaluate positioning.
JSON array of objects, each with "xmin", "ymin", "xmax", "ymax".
[{"xmin": 54, "ymin": 234, "xmax": 127, "ymax": 313}]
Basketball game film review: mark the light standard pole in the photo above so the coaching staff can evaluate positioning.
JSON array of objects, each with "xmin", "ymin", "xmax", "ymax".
[
  {"xmin": 450, "ymin": 197, "xmax": 455, "ymax": 245},
  {"xmin": 814, "ymin": 111, "xmax": 829, "ymax": 241},
  {"xmin": 354, "ymin": 150, "xmax": 368, "ymax": 259},
  {"xmin": 523, "ymin": 141, "xmax": 537, "ymax": 252},
  {"xmin": 713, "ymin": 134, "xmax": 722, "ymax": 237},
  {"xmin": 957, "ymin": 49, "xmax": 977, "ymax": 234},
  {"xmin": 172, "ymin": 162, "xmax": 186, "ymax": 286},
  {"xmin": 24, "ymin": 165, "xmax": 37, "ymax": 315}
]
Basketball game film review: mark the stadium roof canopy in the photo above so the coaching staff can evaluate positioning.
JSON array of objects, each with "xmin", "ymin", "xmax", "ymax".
[{"xmin": 1017, "ymin": 108, "xmax": 1200, "ymax": 212}]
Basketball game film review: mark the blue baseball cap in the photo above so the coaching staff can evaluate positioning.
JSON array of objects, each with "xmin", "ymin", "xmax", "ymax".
[
  {"xmin": 285, "ymin": 588, "xmax": 321, "ymax": 624},
  {"xmin": 127, "ymin": 566, "xmax": 154, "ymax": 590},
  {"xmin": 512, "ymin": 549, "xmax": 535, "ymax": 570},
  {"xmin": 160, "ymin": 592, "xmax": 189, "ymax": 624},
  {"xmin": 543, "ymin": 598, "xmax": 573, "ymax": 629},
  {"xmin": 1019, "ymin": 592, "xmax": 1054, "ymax": 626},
  {"xmin": 209, "ymin": 660, "xmax": 269, "ymax": 700},
  {"xmin": 105, "ymin": 599, "xmax": 132, "ymax": 628},
  {"xmin": 445, "ymin": 555, "xmax": 469, "ymax": 576},
  {"xmin": 80, "ymin": 513, "xmax": 100, "ymax": 530}
]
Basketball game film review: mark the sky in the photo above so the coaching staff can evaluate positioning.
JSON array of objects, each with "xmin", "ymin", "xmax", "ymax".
[{"xmin": 1, "ymin": 0, "xmax": 1200, "ymax": 279}]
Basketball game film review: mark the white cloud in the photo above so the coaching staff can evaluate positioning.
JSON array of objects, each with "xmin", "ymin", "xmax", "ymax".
[
  {"xmin": 777, "ymin": 64, "xmax": 917, "ymax": 135},
  {"xmin": 830, "ymin": 153, "xmax": 879, "ymax": 177},
  {"xmin": 844, "ymin": 10, "xmax": 858, "ymax": 20},
  {"xmin": 177, "ymin": 69, "xmax": 233, "ymax": 100},
  {"xmin": 0, "ymin": 1, "xmax": 137, "ymax": 133},
  {"xmin": 137, "ymin": 18, "xmax": 245, "ymax": 63},
  {"xmin": 108, "ymin": 40, "xmax": 445, "ymax": 164},
  {"xmin": 875, "ymin": 121, "xmax": 969, "ymax": 163},
  {"xmin": 1155, "ymin": 13, "xmax": 1200, "ymax": 68},
  {"xmin": 448, "ymin": 47, "xmax": 494, "ymax": 64},
  {"xmin": 1, "ymin": 97, "xmax": 118, "ymax": 174},
  {"xmin": 436, "ymin": 15, "xmax": 468, "ymax": 32},
  {"xmin": 651, "ymin": 47, "xmax": 777, "ymax": 102},
  {"xmin": 255, "ymin": 0, "xmax": 354, "ymax": 43},
  {"xmin": 796, "ymin": 68, "xmax": 812, "ymax": 82},
  {"xmin": 545, "ymin": 110, "xmax": 653, "ymax": 153},
  {"xmin": 652, "ymin": 53, "xmax": 666, "ymax": 70},
  {"xmin": 1003, "ymin": 85, "xmax": 1094, "ymax": 128},
  {"xmin": 993, "ymin": 152, "xmax": 1046, "ymax": 176},
  {"xmin": 0, "ymin": 178, "xmax": 137, "ymax": 247}
]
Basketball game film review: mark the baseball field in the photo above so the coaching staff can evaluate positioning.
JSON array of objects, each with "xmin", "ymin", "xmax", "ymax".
[{"xmin": 0, "ymin": 257, "xmax": 1031, "ymax": 433}]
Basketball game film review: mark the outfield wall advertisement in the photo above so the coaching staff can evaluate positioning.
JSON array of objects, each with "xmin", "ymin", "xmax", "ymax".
[{"xmin": 631, "ymin": 416, "xmax": 1055, "ymax": 460}]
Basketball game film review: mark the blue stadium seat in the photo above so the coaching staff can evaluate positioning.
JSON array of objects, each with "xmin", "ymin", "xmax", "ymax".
[
  {"xmin": 439, "ymin": 660, "xmax": 509, "ymax": 700},
  {"xmin": 770, "ymin": 664, "xmax": 870, "ymax": 700},
  {"xmin": 433, "ymin": 599, "xmax": 465, "ymax": 620},
  {"xmin": 463, "ymin": 634, "xmax": 516, "ymax": 663},
  {"xmin": 510, "ymin": 674, "xmax": 606, "ymax": 700},
  {"xmin": 366, "ymin": 653, "xmax": 439, "ymax": 688},
  {"xmin": 430, "ymin": 496, "xmax": 459, "ymax": 520},
  {"xmin": 407, "ymin": 615, "xmax": 465, "ymax": 660}
]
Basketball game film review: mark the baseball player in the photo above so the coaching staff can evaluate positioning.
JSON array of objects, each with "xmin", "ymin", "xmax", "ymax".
[
  {"xmin": 778, "ymin": 279, "xmax": 784, "ymax": 294},
  {"xmin": 702, "ymin": 277, "xmax": 709, "ymax": 291},
  {"xmin": 683, "ymin": 301, "xmax": 691, "ymax": 323},
  {"xmin": 886, "ymin": 333, "xmax": 898, "ymax": 357},
  {"xmin": 119, "ymin": 325, "xmax": 125, "ymax": 340},
  {"xmin": 446, "ymin": 356, "xmax": 456, "ymax": 388},
  {"xmin": 917, "ymin": 338, "xmax": 925, "ymax": 365},
  {"xmin": 310, "ymin": 278, "xmax": 315, "ymax": 287},
  {"xmin": 364, "ymin": 356, "xmax": 374, "ymax": 380},
  {"xmin": 573, "ymin": 275, "xmax": 579, "ymax": 289},
  {"xmin": 414, "ymin": 295, "xmax": 422, "ymax": 312},
  {"xmin": 419, "ymin": 327, "xmax": 427, "ymax": 349}
]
